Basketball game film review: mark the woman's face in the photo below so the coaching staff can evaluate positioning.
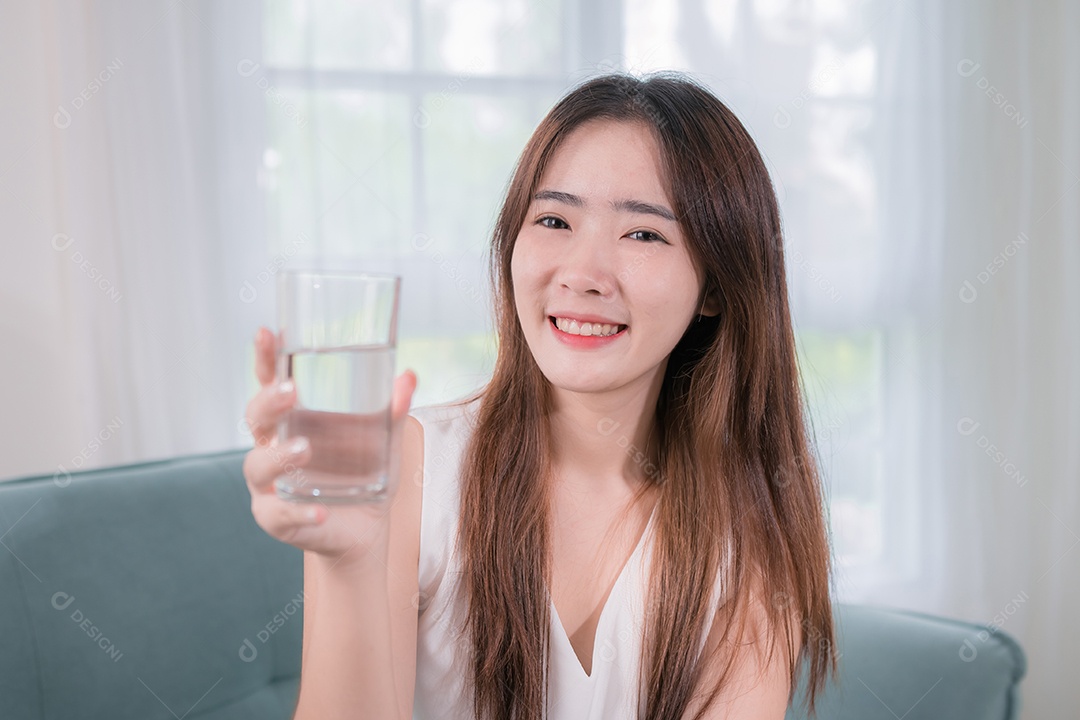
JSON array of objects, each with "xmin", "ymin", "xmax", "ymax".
[{"xmin": 510, "ymin": 119, "xmax": 710, "ymax": 396}]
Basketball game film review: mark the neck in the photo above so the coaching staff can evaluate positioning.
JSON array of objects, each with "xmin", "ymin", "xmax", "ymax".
[{"xmin": 547, "ymin": 366, "xmax": 665, "ymax": 497}]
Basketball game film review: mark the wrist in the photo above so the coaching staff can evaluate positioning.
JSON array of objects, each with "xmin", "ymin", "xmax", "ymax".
[{"xmin": 308, "ymin": 531, "xmax": 391, "ymax": 576}]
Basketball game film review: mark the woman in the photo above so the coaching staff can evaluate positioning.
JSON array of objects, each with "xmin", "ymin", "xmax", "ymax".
[{"xmin": 244, "ymin": 72, "xmax": 833, "ymax": 719}]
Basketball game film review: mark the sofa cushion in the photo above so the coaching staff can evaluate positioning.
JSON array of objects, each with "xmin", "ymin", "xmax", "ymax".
[{"xmin": 0, "ymin": 450, "xmax": 303, "ymax": 719}]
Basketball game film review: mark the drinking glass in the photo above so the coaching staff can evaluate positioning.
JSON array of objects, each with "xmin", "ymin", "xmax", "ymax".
[{"xmin": 274, "ymin": 270, "xmax": 401, "ymax": 503}]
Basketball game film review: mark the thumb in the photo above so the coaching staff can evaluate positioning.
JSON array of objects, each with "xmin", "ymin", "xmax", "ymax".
[{"xmin": 391, "ymin": 370, "xmax": 418, "ymax": 422}]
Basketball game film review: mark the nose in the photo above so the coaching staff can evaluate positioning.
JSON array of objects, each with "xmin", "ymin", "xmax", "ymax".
[{"xmin": 555, "ymin": 226, "xmax": 616, "ymax": 298}]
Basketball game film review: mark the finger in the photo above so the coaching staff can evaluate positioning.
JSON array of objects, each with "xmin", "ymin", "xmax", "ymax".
[
  {"xmin": 391, "ymin": 370, "xmax": 417, "ymax": 423},
  {"xmin": 254, "ymin": 327, "xmax": 277, "ymax": 387},
  {"xmin": 250, "ymin": 493, "xmax": 326, "ymax": 539},
  {"xmin": 385, "ymin": 371, "xmax": 417, "ymax": 497},
  {"xmin": 244, "ymin": 380, "xmax": 297, "ymax": 444},
  {"xmin": 243, "ymin": 435, "xmax": 311, "ymax": 494}
]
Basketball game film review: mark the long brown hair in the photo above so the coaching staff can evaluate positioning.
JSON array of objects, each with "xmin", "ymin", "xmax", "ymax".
[{"xmin": 457, "ymin": 72, "xmax": 834, "ymax": 719}]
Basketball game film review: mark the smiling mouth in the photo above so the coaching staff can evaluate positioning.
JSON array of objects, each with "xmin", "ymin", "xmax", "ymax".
[{"xmin": 549, "ymin": 316, "xmax": 628, "ymax": 337}]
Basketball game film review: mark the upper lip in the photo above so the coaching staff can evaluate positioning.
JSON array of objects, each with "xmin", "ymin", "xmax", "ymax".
[{"xmin": 548, "ymin": 312, "xmax": 627, "ymax": 326}]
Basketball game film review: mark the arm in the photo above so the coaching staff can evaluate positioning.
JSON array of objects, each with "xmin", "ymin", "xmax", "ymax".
[
  {"xmin": 243, "ymin": 329, "xmax": 422, "ymax": 720},
  {"xmin": 293, "ymin": 416, "xmax": 424, "ymax": 720},
  {"xmin": 385, "ymin": 416, "xmax": 424, "ymax": 715},
  {"xmin": 295, "ymin": 541, "xmax": 399, "ymax": 719},
  {"xmin": 681, "ymin": 593, "xmax": 798, "ymax": 720}
]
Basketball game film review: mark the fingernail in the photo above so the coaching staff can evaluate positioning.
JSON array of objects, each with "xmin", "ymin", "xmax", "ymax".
[
  {"xmin": 287, "ymin": 436, "xmax": 309, "ymax": 455},
  {"xmin": 305, "ymin": 507, "xmax": 320, "ymax": 523},
  {"xmin": 277, "ymin": 380, "xmax": 295, "ymax": 395}
]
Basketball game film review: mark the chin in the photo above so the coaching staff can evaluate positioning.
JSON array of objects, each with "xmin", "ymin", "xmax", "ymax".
[{"xmin": 536, "ymin": 364, "xmax": 622, "ymax": 395}]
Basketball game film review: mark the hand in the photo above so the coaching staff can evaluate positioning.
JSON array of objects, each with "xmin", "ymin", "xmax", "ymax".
[{"xmin": 242, "ymin": 326, "xmax": 417, "ymax": 560}]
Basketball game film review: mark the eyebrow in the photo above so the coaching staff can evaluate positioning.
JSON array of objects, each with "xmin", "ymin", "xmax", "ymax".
[{"xmin": 532, "ymin": 189, "xmax": 677, "ymax": 222}]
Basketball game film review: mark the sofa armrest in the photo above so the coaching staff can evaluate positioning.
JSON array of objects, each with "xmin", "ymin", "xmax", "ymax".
[{"xmin": 787, "ymin": 604, "xmax": 1026, "ymax": 720}]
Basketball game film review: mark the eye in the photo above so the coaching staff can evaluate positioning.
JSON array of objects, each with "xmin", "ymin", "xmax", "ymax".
[
  {"xmin": 536, "ymin": 215, "xmax": 569, "ymax": 230},
  {"xmin": 626, "ymin": 229, "xmax": 669, "ymax": 244}
]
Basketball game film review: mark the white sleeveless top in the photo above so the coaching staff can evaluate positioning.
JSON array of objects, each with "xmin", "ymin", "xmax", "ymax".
[{"xmin": 410, "ymin": 400, "xmax": 679, "ymax": 719}]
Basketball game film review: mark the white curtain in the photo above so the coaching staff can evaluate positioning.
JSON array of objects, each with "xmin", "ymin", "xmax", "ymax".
[
  {"xmin": 0, "ymin": 0, "xmax": 267, "ymax": 477},
  {"xmin": 777, "ymin": 0, "xmax": 1078, "ymax": 716},
  {"xmin": 918, "ymin": 3, "xmax": 1079, "ymax": 717},
  {"xmin": 1, "ymin": 1, "xmax": 1076, "ymax": 717}
]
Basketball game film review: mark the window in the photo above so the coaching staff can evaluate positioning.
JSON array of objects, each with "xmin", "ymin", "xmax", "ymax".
[
  {"xmin": 261, "ymin": 0, "xmax": 912, "ymax": 598},
  {"xmin": 623, "ymin": 0, "xmax": 912, "ymax": 594}
]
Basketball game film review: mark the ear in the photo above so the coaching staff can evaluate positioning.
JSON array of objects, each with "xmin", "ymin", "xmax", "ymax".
[{"xmin": 698, "ymin": 289, "xmax": 721, "ymax": 319}]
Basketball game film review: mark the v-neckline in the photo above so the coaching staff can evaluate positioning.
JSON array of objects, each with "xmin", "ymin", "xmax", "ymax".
[{"xmin": 549, "ymin": 503, "xmax": 659, "ymax": 679}]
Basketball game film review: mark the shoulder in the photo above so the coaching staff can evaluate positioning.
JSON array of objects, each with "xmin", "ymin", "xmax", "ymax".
[
  {"xmin": 409, "ymin": 395, "xmax": 482, "ymax": 428},
  {"xmin": 408, "ymin": 395, "xmax": 483, "ymax": 596},
  {"xmin": 681, "ymin": 581, "xmax": 798, "ymax": 720},
  {"xmin": 409, "ymin": 396, "xmax": 482, "ymax": 439},
  {"xmin": 409, "ymin": 396, "xmax": 483, "ymax": 475}
]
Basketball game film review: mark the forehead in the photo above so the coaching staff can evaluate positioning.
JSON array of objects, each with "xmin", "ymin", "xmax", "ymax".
[{"xmin": 537, "ymin": 120, "xmax": 672, "ymax": 204}]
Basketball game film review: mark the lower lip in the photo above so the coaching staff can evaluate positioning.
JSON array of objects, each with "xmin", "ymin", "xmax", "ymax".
[{"xmin": 548, "ymin": 317, "xmax": 627, "ymax": 348}]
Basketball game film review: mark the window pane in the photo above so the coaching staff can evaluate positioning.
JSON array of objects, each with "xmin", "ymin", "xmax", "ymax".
[
  {"xmin": 421, "ymin": 92, "xmax": 557, "ymax": 254},
  {"xmin": 315, "ymin": 92, "xmax": 413, "ymax": 255},
  {"xmin": 264, "ymin": 0, "xmax": 412, "ymax": 71},
  {"xmin": 780, "ymin": 102, "xmax": 877, "ymax": 318},
  {"xmin": 398, "ymin": 333, "xmax": 497, "ymax": 408},
  {"xmin": 263, "ymin": 0, "xmax": 310, "ymax": 67},
  {"xmin": 420, "ymin": 0, "xmax": 563, "ymax": 75},
  {"xmin": 797, "ymin": 328, "xmax": 884, "ymax": 568},
  {"xmin": 263, "ymin": 88, "xmax": 316, "ymax": 256},
  {"xmin": 625, "ymin": 0, "xmax": 875, "ymax": 100},
  {"xmin": 624, "ymin": 0, "xmax": 692, "ymax": 71},
  {"xmin": 266, "ymin": 90, "xmax": 413, "ymax": 260}
]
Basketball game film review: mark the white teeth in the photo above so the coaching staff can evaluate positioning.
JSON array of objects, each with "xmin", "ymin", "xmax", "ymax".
[{"xmin": 553, "ymin": 317, "xmax": 624, "ymax": 337}]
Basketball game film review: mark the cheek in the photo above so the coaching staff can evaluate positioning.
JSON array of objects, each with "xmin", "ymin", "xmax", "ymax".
[
  {"xmin": 631, "ymin": 258, "xmax": 701, "ymax": 325},
  {"xmin": 509, "ymin": 246, "xmax": 526, "ymax": 302},
  {"xmin": 510, "ymin": 233, "xmax": 547, "ymax": 295},
  {"xmin": 510, "ymin": 239, "xmax": 539, "ymax": 324}
]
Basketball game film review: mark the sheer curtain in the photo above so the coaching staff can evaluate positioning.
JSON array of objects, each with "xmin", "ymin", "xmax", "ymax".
[
  {"xmin": 925, "ymin": 3, "xmax": 1079, "ymax": 717},
  {"xmin": 866, "ymin": 3, "xmax": 1078, "ymax": 717},
  {"xmin": 0, "ymin": 0, "xmax": 266, "ymax": 478}
]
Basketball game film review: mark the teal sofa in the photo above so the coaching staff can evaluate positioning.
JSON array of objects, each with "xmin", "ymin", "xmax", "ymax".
[{"xmin": 0, "ymin": 450, "xmax": 1025, "ymax": 719}]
